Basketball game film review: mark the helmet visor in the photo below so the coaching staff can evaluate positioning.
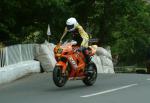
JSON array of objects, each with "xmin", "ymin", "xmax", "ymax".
[{"xmin": 66, "ymin": 24, "xmax": 74, "ymax": 31}]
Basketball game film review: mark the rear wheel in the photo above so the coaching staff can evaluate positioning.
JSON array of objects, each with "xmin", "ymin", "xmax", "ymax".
[
  {"xmin": 53, "ymin": 66, "xmax": 68, "ymax": 87},
  {"xmin": 82, "ymin": 62, "xmax": 97, "ymax": 86}
]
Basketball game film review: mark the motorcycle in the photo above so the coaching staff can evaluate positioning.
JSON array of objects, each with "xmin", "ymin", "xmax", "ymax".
[{"xmin": 53, "ymin": 40, "xmax": 97, "ymax": 87}]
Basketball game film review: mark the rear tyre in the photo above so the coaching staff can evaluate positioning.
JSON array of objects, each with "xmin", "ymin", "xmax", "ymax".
[
  {"xmin": 82, "ymin": 62, "xmax": 97, "ymax": 86},
  {"xmin": 53, "ymin": 66, "xmax": 68, "ymax": 87}
]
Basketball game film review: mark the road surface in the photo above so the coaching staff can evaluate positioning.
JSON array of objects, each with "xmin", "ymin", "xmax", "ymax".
[{"xmin": 0, "ymin": 73, "xmax": 150, "ymax": 103}]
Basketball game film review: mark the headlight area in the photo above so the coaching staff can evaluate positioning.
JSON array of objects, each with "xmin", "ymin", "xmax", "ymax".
[
  {"xmin": 57, "ymin": 48, "xmax": 63, "ymax": 54},
  {"xmin": 55, "ymin": 48, "xmax": 63, "ymax": 57}
]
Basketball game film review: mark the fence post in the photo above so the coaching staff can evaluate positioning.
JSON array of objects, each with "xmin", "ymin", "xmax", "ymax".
[
  {"xmin": 5, "ymin": 47, "xmax": 8, "ymax": 66},
  {"xmin": 19, "ymin": 44, "xmax": 22, "ymax": 62},
  {"xmin": 0, "ymin": 48, "xmax": 2, "ymax": 67}
]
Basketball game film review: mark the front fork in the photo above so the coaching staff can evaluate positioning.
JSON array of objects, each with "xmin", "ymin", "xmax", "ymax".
[{"xmin": 55, "ymin": 61, "xmax": 68, "ymax": 75}]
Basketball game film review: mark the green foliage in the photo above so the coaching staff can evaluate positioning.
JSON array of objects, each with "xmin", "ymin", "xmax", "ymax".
[
  {"xmin": 110, "ymin": 0, "xmax": 150, "ymax": 65},
  {"xmin": 0, "ymin": 0, "xmax": 70, "ymax": 44},
  {"xmin": 0, "ymin": 0, "xmax": 150, "ymax": 65}
]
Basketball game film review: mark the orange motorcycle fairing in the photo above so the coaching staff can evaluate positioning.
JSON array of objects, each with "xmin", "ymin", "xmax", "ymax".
[
  {"xmin": 53, "ymin": 41, "xmax": 98, "ymax": 87},
  {"xmin": 55, "ymin": 61, "xmax": 67, "ymax": 73}
]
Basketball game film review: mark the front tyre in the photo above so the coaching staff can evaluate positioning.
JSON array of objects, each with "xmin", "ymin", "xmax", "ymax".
[
  {"xmin": 83, "ymin": 62, "xmax": 97, "ymax": 86},
  {"xmin": 53, "ymin": 66, "xmax": 68, "ymax": 87}
]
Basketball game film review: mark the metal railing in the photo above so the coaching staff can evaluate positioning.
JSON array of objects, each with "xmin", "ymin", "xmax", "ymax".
[
  {"xmin": 0, "ymin": 44, "xmax": 35, "ymax": 68},
  {"xmin": 114, "ymin": 66, "xmax": 136, "ymax": 73}
]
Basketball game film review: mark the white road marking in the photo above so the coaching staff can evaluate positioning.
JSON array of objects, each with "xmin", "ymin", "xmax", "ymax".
[
  {"xmin": 80, "ymin": 84, "xmax": 138, "ymax": 98},
  {"xmin": 147, "ymin": 78, "xmax": 150, "ymax": 80}
]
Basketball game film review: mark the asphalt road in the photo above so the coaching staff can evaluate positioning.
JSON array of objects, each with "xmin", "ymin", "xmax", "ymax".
[{"xmin": 0, "ymin": 73, "xmax": 150, "ymax": 103}]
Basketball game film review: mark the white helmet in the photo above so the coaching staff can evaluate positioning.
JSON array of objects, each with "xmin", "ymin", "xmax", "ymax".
[{"xmin": 66, "ymin": 17, "xmax": 78, "ymax": 32}]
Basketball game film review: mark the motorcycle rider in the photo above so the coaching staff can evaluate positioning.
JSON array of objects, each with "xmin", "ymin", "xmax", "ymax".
[{"xmin": 60, "ymin": 17, "xmax": 90, "ymax": 64}]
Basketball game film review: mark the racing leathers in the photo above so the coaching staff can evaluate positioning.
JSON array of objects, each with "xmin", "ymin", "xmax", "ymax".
[{"xmin": 60, "ymin": 24, "xmax": 90, "ymax": 64}]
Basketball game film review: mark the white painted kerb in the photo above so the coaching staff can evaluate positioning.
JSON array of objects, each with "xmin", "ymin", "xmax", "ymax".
[{"xmin": 0, "ymin": 60, "xmax": 41, "ymax": 85}]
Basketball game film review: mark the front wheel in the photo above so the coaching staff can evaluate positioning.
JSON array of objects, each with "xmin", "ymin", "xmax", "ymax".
[
  {"xmin": 82, "ymin": 62, "xmax": 97, "ymax": 86},
  {"xmin": 53, "ymin": 66, "xmax": 68, "ymax": 87}
]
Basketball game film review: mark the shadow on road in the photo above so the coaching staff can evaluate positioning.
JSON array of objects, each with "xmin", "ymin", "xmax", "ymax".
[{"xmin": 46, "ymin": 85, "xmax": 91, "ymax": 92}]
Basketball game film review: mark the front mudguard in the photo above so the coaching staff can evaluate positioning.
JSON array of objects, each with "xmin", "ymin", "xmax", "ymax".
[{"xmin": 55, "ymin": 61, "xmax": 67, "ymax": 74}]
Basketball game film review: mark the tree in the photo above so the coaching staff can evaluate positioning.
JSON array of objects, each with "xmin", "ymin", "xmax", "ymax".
[{"xmin": 0, "ymin": 0, "xmax": 150, "ymax": 65}]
